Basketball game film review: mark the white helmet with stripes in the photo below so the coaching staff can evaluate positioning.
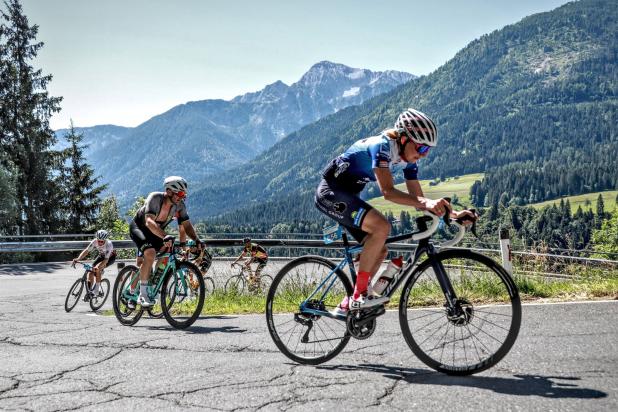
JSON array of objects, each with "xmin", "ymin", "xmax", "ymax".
[
  {"xmin": 164, "ymin": 176, "xmax": 188, "ymax": 194},
  {"xmin": 394, "ymin": 108, "xmax": 438, "ymax": 146}
]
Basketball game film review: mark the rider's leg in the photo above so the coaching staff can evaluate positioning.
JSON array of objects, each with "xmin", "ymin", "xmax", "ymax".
[
  {"xmin": 93, "ymin": 262, "xmax": 104, "ymax": 295},
  {"xmin": 138, "ymin": 248, "xmax": 155, "ymax": 303},
  {"xmin": 354, "ymin": 209, "xmax": 390, "ymax": 299}
]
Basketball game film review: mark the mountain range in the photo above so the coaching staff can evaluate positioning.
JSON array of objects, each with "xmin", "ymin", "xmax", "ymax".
[
  {"xmin": 189, "ymin": 0, "xmax": 618, "ymax": 226},
  {"xmin": 55, "ymin": 62, "xmax": 414, "ymax": 205}
]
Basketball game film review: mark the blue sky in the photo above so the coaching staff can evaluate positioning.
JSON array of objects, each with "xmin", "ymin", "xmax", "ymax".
[{"xmin": 20, "ymin": 0, "xmax": 570, "ymax": 129}]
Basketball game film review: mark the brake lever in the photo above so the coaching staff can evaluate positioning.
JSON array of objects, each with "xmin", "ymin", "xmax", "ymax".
[{"xmin": 454, "ymin": 208, "xmax": 480, "ymax": 238}]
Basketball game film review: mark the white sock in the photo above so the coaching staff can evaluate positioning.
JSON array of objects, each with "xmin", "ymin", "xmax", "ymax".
[
  {"xmin": 140, "ymin": 285, "xmax": 149, "ymax": 297},
  {"xmin": 93, "ymin": 283, "xmax": 100, "ymax": 294}
]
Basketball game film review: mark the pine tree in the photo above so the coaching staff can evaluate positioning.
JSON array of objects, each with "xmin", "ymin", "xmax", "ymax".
[
  {"xmin": 58, "ymin": 121, "xmax": 106, "ymax": 233},
  {"xmin": 595, "ymin": 194, "xmax": 605, "ymax": 228},
  {"xmin": 98, "ymin": 195, "xmax": 127, "ymax": 238},
  {"xmin": 0, "ymin": 0, "xmax": 63, "ymax": 235}
]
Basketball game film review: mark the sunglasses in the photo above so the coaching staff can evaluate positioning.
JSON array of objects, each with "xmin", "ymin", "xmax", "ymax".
[
  {"xmin": 415, "ymin": 143, "xmax": 431, "ymax": 155},
  {"xmin": 173, "ymin": 191, "xmax": 187, "ymax": 199}
]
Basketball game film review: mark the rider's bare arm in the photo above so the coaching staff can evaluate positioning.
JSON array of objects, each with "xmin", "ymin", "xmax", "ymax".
[
  {"xmin": 405, "ymin": 175, "xmax": 476, "ymax": 222},
  {"xmin": 73, "ymin": 248, "xmax": 89, "ymax": 263},
  {"xmin": 178, "ymin": 224, "xmax": 187, "ymax": 244},
  {"xmin": 180, "ymin": 220, "xmax": 200, "ymax": 244},
  {"xmin": 145, "ymin": 214, "xmax": 167, "ymax": 238},
  {"xmin": 374, "ymin": 168, "xmax": 450, "ymax": 216}
]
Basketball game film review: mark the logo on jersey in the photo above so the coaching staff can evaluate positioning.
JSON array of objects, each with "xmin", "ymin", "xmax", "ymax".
[
  {"xmin": 334, "ymin": 202, "xmax": 347, "ymax": 213},
  {"xmin": 334, "ymin": 161, "xmax": 350, "ymax": 178}
]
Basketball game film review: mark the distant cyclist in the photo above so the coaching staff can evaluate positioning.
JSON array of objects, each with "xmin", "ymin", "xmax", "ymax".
[
  {"xmin": 315, "ymin": 108, "xmax": 475, "ymax": 313},
  {"xmin": 72, "ymin": 230, "xmax": 116, "ymax": 301},
  {"xmin": 231, "ymin": 237, "xmax": 269, "ymax": 289},
  {"xmin": 129, "ymin": 176, "xmax": 204, "ymax": 308}
]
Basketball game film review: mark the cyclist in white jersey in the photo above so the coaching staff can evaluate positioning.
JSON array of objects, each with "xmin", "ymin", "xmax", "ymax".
[{"xmin": 72, "ymin": 230, "xmax": 116, "ymax": 301}]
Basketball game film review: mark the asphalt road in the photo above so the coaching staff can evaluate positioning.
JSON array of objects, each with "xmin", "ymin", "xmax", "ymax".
[{"xmin": 0, "ymin": 261, "xmax": 616, "ymax": 411}]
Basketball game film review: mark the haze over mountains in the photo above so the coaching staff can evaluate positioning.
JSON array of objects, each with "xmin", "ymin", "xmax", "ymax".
[
  {"xmin": 190, "ymin": 0, "xmax": 617, "ymax": 226},
  {"xmin": 55, "ymin": 62, "xmax": 414, "ymax": 205}
]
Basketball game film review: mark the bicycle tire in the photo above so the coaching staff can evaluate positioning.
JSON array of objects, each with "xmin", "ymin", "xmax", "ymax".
[
  {"xmin": 89, "ymin": 278, "xmax": 111, "ymax": 311},
  {"xmin": 259, "ymin": 274, "xmax": 273, "ymax": 293},
  {"xmin": 225, "ymin": 275, "xmax": 245, "ymax": 294},
  {"xmin": 399, "ymin": 249, "xmax": 521, "ymax": 375},
  {"xmin": 64, "ymin": 278, "xmax": 84, "ymax": 313},
  {"xmin": 204, "ymin": 276, "xmax": 216, "ymax": 294},
  {"xmin": 266, "ymin": 255, "xmax": 353, "ymax": 365},
  {"xmin": 112, "ymin": 265, "xmax": 143, "ymax": 326},
  {"xmin": 161, "ymin": 261, "xmax": 205, "ymax": 329}
]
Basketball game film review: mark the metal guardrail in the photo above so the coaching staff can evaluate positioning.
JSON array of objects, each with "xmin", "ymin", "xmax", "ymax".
[{"xmin": 1, "ymin": 238, "xmax": 617, "ymax": 267}]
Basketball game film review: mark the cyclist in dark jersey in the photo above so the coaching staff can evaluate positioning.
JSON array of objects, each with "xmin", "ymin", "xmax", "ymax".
[
  {"xmin": 231, "ymin": 237, "xmax": 269, "ymax": 291},
  {"xmin": 129, "ymin": 176, "xmax": 204, "ymax": 307},
  {"xmin": 315, "ymin": 108, "xmax": 475, "ymax": 312}
]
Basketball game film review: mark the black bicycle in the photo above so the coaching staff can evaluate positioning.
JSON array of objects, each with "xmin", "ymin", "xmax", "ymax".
[
  {"xmin": 64, "ymin": 262, "xmax": 111, "ymax": 312},
  {"xmin": 266, "ymin": 211, "xmax": 521, "ymax": 375}
]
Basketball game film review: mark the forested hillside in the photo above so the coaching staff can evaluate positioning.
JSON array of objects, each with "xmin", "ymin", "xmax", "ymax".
[{"xmin": 191, "ymin": 0, "xmax": 617, "ymax": 222}]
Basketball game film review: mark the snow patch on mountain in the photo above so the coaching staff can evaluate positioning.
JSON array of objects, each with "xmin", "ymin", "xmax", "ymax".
[{"xmin": 342, "ymin": 87, "xmax": 360, "ymax": 97}]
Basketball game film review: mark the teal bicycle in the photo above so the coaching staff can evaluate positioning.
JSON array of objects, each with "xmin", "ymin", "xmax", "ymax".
[
  {"xmin": 266, "ymin": 210, "xmax": 521, "ymax": 375},
  {"xmin": 112, "ymin": 239, "xmax": 206, "ymax": 329}
]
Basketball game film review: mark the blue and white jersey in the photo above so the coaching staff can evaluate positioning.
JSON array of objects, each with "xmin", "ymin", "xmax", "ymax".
[{"xmin": 323, "ymin": 133, "xmax": 418, "ymax": 190}]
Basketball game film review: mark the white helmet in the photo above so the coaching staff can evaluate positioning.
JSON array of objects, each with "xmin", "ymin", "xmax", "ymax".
[
  {"xmin": 96, "ymin": 230, "xmax": 109, "ymax": 240},
  {"xmin": 164, "ymin": 176, "xmax": 188, "ymax": 194},
  {"xmin": 394, "ymin": 108, "xmax": 438, "ymax": 146}
]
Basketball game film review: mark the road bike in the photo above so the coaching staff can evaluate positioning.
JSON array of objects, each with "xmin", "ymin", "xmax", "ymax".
[
  {"xmin": 225, "ymin": 262, "xmax": 273, "ymax": 294},
  {"xmin": 266, "ymin": 211, "xmax": 521, "ymax": 375},
  {"xmin": 112, "ymin": 239, "xmax": 205, "ymax": 329},
  {"xmin": 64, "ymin": 262, "xmax": 110, "ymax": 312},
  {"xmin": 183, "ymin": 245, "xmax": 216, "ymax": 294}
]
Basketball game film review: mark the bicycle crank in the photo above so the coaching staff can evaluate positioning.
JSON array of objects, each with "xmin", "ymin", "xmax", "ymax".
[{"xmin": 346, "ymin": 305, "xmax": 385, "ymax": 340}]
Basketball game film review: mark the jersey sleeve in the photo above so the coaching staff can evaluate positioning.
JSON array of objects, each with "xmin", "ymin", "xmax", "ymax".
[
  {"xmin": 105, "ymin": 241, "xmax": 114, "ymax": 258},
  {"xmin": 368, "ymin": 141, "xmax": 392, "ymax": 169},
  {"xmin": 144, "ymin": 192, "xmax": 163, "ymax": 217},
  {"xmin": 86, "ymin": 239, "xmax": 96, "ymax": 252},
  {"xmin": 176, "ymin": 201, "xmax": 190, "ymax": 224},
  {"xmin": 403, "ymin": 162, "xmax": 419, "ymax": 180}
]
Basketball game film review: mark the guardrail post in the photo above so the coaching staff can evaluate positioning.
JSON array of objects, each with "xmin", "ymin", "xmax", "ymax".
[{"xmin": 499, "ymin": 228, "xmax": 513, "ymax": 275}]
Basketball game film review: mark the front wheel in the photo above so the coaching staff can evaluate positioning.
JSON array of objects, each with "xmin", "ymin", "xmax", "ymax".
[
  {"xmin": 399, "ymin": 249, "xmax": 521, "ymax": 375},
  {"xmin": 224, "ymin": 275, "xmax": 245, "ymax": 294},
  {"xmin": 64, "ymin": 278, "xmax": 84, "ymax": 312},
  {"xmin": 266, "ymin": 255, "xmax": 353, "ymax": 365},
  {"xmin": 161, "ymin": 261, "xmax": 205, "ymax": 329},
  {"xmin": 89, "ymin": 278, "xmax": 111, "ymax": 311}
]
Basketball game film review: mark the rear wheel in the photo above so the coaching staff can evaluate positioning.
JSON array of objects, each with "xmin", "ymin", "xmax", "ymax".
[
  {"xmin": 64, "ymin": 278, "xmax": 84, "ymax": 312},
  {"xmin": 112, "ymin": 265, "xmax": 143, "ymax": 326},
  {"xmin": 266, "ymin": 255, "xmax": 352, "ymax": 365},
  {"xmin": 204, "ymin": 276, "xmax": 216, "ymax": 295},
  {"xmin": 399, "ymin": 249, "xmax": 521, "ymax": 375},
  {"xmin": 89, "ymin": 278, "xmax": 111, "ymax": 311}
]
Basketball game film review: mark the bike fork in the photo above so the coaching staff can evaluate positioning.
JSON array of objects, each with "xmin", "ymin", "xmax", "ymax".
[{"xmin": 426, "ymin": 244, "xmax": 458, "ymax": 309}]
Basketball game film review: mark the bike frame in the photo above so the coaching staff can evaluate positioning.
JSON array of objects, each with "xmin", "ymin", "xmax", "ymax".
[
  {"xmin": 301, "ymin": 217, "xmax": 459, "ymax": 318},
  {"xmin": 121, "ymin": 243, "xmax": 189, "ymax": 300}
]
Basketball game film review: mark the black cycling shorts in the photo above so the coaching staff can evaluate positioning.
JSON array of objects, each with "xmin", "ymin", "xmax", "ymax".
[
  {"xmin": 314, "ymin": 178, "xmax": 372, "ymax": 243},
  {"xmin": 129, "ymin": 220, "xmax": 164, "ymax": 253},
  {"xmin": 93, "ymin": 251, "xmax": 116, "ymax": 267}
]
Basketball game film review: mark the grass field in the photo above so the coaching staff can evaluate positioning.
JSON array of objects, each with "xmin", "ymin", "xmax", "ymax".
[
  {"xmin": 531, "ymin": 190, "xmax": 618, "ymax": 212},
  {"xmin": 368, "ymin": 173, "xmax": 483, "ymax": 214}
]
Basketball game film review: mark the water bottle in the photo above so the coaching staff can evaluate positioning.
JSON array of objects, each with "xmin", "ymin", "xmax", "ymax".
[
  {"xmin": 370, "ymin": 256, "xmax": 403, "ymax": 295},
  {"xmin": 152, "ymin": 256, "xmax": 168, "ymax": 284}
]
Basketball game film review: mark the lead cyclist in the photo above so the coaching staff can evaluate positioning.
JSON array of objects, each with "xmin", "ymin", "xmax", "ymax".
[{"xmin": 314, "ymin": 108, "xmax": 476, "ymax": 314}]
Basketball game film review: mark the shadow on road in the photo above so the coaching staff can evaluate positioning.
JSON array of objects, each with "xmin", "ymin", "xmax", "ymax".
[
  {"xmin": 317, "ymin": 363, "xmax": 607, "ymax": 399},
  {"xmin": 145, "ymin": 324, "xmax": 247, "ymax": 335},
  {"xmin": 0, "ymin": 262, "xmax": 66, "ymax": 277}
]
